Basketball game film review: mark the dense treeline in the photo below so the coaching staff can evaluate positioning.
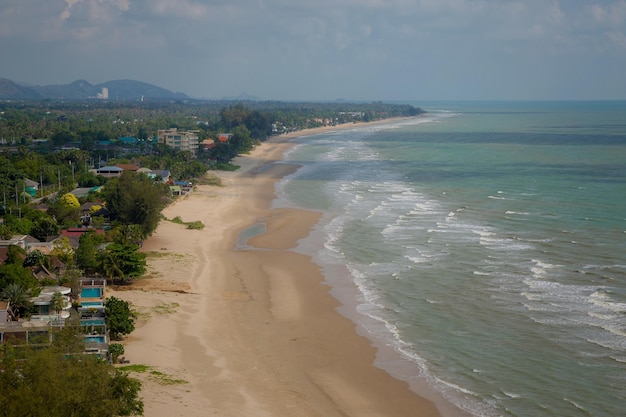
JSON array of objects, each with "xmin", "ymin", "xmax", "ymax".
[
  {"xmin": 0, "ymin": 99, "xmax": 423, "ymax": 200},
  {"xmin": 0, "ymin": 99, "xmax": 423, "ymax": 147},
  {"xmin": 0, "ymin": 327, "xmax": 143, "ymax": 416}
]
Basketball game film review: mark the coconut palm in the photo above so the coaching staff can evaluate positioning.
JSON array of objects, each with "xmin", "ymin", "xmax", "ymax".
[
  {"xmin": 50, "ymin": 291, "xmax": 66, "ymax": 319},
  {"xmin": 97, "ymin": 249, "xmax": 124, "ymax": 282},
  {"xmin": 1, "ymin": 283, "xmax": 31, "ymax": 318}
]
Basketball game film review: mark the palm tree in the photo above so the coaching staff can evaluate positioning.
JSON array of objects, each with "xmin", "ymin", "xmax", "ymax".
[
  {"xmin": 97, "ymin": 249, "xmax": 124, "ymax": 282},
  {"xmin": 50, "ymin": 291, "xmax": 66, "ymax": 320},
  {"xmin": 1, "ymin": 283, "xmax": 31, "ymax": 319}
]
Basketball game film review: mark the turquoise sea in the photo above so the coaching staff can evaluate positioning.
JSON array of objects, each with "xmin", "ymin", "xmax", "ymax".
[{"xmin": 273, "ymin": 101, "xmax": 626, "ymax": 417}]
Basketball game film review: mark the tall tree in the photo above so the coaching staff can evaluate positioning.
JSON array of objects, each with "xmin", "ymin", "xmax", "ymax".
[
  {"xmin": 75, "ymin": 231, "xmax": 103, "ymax": 274},
  {"xmin": 96, "ymin": 243, "xmax": 146, "ymax": 284},
  {"xmin": 30, "ymin": 216, "xmax": 60, "ymax": 242},
  {"xmin": 50, "ymin": 291, "xmax": 65, "ymax": 319},
  {"xmin": 104, "ymin": 296, "xmax": 136, "ymax": 340},
  {"xmin": 102, "ymin": 171, "xmax": 168, "ymax": 237}
]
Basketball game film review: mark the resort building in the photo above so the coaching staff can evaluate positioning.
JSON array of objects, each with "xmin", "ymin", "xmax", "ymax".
[
  {"xmin": 0, "ymin": 279, "xmax": 110, "ymax": 360},
  {"xmin": 157, "ymin": 128, "xmax": 199, "ymax": 155},
  {"xmin": 29, "ymin": 286, "xmax": 72, "ymax": 322}
]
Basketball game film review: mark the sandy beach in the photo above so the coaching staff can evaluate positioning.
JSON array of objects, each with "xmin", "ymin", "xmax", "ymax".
[{"xmin": 111, "ymin": 121, "xmax": 459, "ymax": 417}]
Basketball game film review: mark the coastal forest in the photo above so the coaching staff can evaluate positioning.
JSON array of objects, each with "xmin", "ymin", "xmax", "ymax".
[{"xmin": 0, "ymin": 99, "xmax": 421, "ymax": 415}]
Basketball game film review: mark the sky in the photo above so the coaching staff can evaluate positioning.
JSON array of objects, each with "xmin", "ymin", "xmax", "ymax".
[{"xmin": 1, "ymin": 0, "xmax": 626, "ymax": 101}]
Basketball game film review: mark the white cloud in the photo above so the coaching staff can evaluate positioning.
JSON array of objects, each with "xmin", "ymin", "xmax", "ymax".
[
  {"xmin": 591, "ymin": 0, "xmax": 626, "ymax": 27},
  {"xmin": 1, "ymin": 0, "xmax": 626, "ymax": 99}
]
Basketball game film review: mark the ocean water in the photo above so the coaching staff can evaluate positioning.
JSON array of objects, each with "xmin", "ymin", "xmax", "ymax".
[{"xmin": 273, "ymin": 101, "xmax": 626, "ymax": 417}]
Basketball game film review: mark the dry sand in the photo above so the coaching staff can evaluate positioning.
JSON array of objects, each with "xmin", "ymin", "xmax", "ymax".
[{"xmin": 110, "ymin": 121, "xmax": 463, "ymax": 417}]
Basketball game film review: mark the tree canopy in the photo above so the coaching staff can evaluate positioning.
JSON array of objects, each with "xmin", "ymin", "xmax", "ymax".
[
  {"xmin": 105, "ymin": 296, "xmax": 136, "ymax": 340},
  {"xmin": 96, "ymin": 243, "xmax": 146, "ymax": 284},
  {"xmin": 0, "ymin": 333, "xmax": 143, "ymax": 417},
  {"xmin": 102, "ymin": 171, "xmax": 169, "ymax": 237}
]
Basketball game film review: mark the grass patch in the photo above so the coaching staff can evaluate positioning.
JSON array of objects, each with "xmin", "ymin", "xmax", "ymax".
[
  {"xmin": 144, "ymin": 251, "xmax": 175, "ymax": 259},
  {"xmin": 209, "ymin": 162, "xmax": 240, "ymax": 171},
  {"xmin": 196, "ymin": 174, "xmax": 223, "ymax": 186},
  {"xmin": 149, "ymin": 370, "xmax": 188, "ymax": 385},
  {"xmin": 119, "ymin": 364, "xmax": 150, "ymax": 373},
  {"xmin": 120, "ymin": 364, "xmax": 188, "ymax": 385},
  {"xmin": 164, "ymin": 216, "xmax": 205, "ymax": 230},
  {"xmin": 186, "ymin": 221, "xmax": 204, "ymax": 230},
  {"xmin": 154, "ymin": 302, "xmax": 180, "ymax": 315}
]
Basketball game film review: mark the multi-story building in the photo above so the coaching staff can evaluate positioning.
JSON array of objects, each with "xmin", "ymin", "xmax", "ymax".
[{"xmin": 157, "ymin": 128, "xmax": 199, "ymax": 155}]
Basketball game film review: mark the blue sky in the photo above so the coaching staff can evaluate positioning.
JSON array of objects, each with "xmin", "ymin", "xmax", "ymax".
[{"xmin": 1, "ymin": 0, "xmax": 625, "ymax": 101}]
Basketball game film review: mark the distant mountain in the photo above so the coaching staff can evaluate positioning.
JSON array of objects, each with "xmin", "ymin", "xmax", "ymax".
[
  {"xmin": 0, "ymin": 78, "xmax": 43, "ymax": 99},
  {"xmin": 0, "ymin": 78, "xmax": 189, "ymax": 100}
]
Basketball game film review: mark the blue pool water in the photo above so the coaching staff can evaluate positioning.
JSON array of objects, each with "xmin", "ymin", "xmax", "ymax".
[
  {"xmin": 81, "ymin": 318, "xmax": 105, "ymax": 326},
  {"xmin": 81, "ymin": 301, "xmax": 104, "ymax": 307},
  {"xmin": 81, "ymin": 287, "xmax": 103, "ymax": 298},
  {"xmin": 83, "ymin": 335, "xmax": 106, "ymax": 344}
]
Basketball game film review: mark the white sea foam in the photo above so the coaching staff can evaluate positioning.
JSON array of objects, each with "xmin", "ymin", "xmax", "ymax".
[
  {"xmin": 590, "ymin": 290, "xmax": 626, "ymax": 313},
  {"xmin": 502, "ymin": 391, "xmax": 522, "ymax": 399},
  {"xmin": 563, "ymin": 398, "xmax": 592, "ymax": 415}
]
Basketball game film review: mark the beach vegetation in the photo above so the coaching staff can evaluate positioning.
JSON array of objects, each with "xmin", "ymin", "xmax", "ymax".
[
  {"xmin": 211, "ymin": 162, "xmax": 240, "ymax": 171},
  {"xmin": 119, "ymin": 364, "xmax": 150, "ymax": 373},
  {"xmin": 119, "ymin": 363, "xmax": 188, "ymax": 385},
  {"xmin": 109, "ymin": 343, "xmax": 125, "ymax": 363},
  {"xmin": 196, "ymin": 174, "xmax": 222, "ymax": 186},
  {"xmin": 167, "ymin": 216, "xmax": 204, "ymax": 230},
  {"xmin": 105, "ymin": 296, "xmax": 136, "ymax": 340},
  {"xmin": 143, "ymin": 250, "xmax": 176, "ymax": 259},
  {"xmin": 186, "ymin": 220, "xmax": 204, "ymax": 230},
  {"xmin": 148, "ymin": 369, "xmax": 188, "ymax": 385},
  {"xmin": 154, "ymin": 302, "xmax": 180, "ymax": 315}
]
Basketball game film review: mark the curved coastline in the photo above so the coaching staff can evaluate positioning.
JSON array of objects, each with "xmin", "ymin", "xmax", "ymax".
[{"xmin": 112, "ymin": 118, "xmax": 465, "ymax": 417}]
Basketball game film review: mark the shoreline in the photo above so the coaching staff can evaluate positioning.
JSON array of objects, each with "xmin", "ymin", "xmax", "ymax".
[{"xmin": 112, "ymin": 117, "xmax": 465, "ymax": 416}]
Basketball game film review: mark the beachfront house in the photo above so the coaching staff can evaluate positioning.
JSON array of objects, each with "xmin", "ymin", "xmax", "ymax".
[{"xmin": 29, "ymin": 286, "xmax": 72, "ymax": 322}]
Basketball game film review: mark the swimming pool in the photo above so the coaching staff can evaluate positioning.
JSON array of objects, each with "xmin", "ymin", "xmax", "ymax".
[
  {"xmin": 81, "ymin": 301, "xmax": 104, "ymax": 307},
  {"xmin": 81, "ymin": 318, "xmax": 105, "ymax": 326},
  {"xmin": 83, "ymin": 335, "xmax": 106, "ymax": 344},
  {"xmin": 81, "ymin": 287, "xmax": 103, "ymax": 298}
]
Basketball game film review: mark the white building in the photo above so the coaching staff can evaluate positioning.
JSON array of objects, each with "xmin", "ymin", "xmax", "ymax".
[{"xmin": 157, "ymin": 128, "xmax": 199, "ymax": 155}]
